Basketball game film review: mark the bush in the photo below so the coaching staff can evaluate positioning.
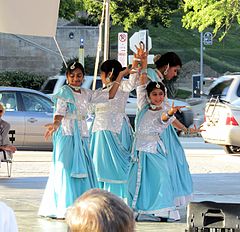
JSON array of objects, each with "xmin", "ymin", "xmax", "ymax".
[{"xmin": 0, "ymin": 71, "xmax": 47, "ymax": 90}]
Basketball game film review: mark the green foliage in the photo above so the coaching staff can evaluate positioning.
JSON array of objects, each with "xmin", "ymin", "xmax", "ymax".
[
  {"xmin": 59, "ymin": 0, "xmax": 84, "ymax": 20},
  {"xmin": 181, "ymin": 0, "xmax": 240, "ymax": 40},
  {"xmin": 83, "ymin": 0, "xmax": 179, "ymax": 31},
  {"xmin": 0, "ymin": 71, "xmax": 47, "ymax": 90}
]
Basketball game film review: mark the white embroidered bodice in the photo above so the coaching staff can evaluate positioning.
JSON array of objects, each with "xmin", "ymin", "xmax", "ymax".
[
  {"xmin": 92, "ymin": 73, "xmax": 138, "ymax": 134},
  {"xmin": 54, "ymin": 88, "xmax": 108, "ymax": 137},
  {"xmin": 135, "ymin": 85, "xmax": 175, "ymax": 154}
]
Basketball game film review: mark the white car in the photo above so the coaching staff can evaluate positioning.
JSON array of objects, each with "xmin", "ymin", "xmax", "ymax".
[
  {"xmin": 201, "ymin": 98, "xmax": 240, "ymax": 154},
  {"xmin": 201, "ymin": 73, "xmax": 240, "ymax": 154},
  {"xmin": 206, "ymin": 73, "xmax": 240, "ymax": 102}
]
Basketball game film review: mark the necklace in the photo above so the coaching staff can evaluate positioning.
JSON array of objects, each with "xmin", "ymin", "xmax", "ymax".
[
  {"xmin": 68, "ymin": 84, "xmax": 81, "ymax": 92},
  {"xmin": 150, "ymin": 104, "xmax": 162, "ymax": 110}
]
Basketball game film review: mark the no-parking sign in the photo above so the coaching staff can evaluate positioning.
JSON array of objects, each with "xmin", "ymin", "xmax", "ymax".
[{"xmin": 118, "ymin": 32, "xmax": 128, "ymax": 67}]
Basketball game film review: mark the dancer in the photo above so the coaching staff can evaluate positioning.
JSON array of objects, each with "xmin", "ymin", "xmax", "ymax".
[
  {"xmin": 90, "ymin": 59, "xmax": 138, "ymax": 200},
  {"xmin": 38, "ymin": 61, "xmax": 126, "ymax": 219},
  {"xmin": 128, "ymin": 65, "xmax": 199, "ymax": 221},
  {"xmin": 146, "ymin": 52, "xmax": 194, "ymax": 207}
]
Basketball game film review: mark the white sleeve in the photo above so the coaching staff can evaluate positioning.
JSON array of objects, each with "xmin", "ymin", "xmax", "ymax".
[
  {"xmin": 54, "ymin": 98, "xmax": 67, "ymax": 116},
  {"xmin": 120, "ymin": 73, "xmax": 139, "ymax": 92},
  {"xmin": 137, "ymin": 84, "xmax": 148, "ymax": 110}
]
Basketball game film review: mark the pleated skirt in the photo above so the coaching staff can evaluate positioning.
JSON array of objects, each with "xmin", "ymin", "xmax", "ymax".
[
  {"xmin": 127, "ymin": 144, "xmax": 179, "ymax": 220},
  {"xmin": 160, "ymin": 125, "xmax": 193, "ymax": 207},
  {"xmin": 91, "ymin": 118, "xmax": 133, "ymax": 199},
  {"xmin": 38, "ymin": 129, "xmax": 98, "ymax": 219}
]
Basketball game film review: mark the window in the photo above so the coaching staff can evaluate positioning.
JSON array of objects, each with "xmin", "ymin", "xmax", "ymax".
[
  {"xmin": 0, "ymin": 92, "xmax": 17, "ymax": 111},
  {"xmin": 41, "ymin": 79, "xmax": 58, "ymax": 94},
  {"xmin": 21, "ymin": 92, "xmax": 53, "ymax": 113},
  {"xmin": 209, "ymin": 79, "xmax": 233, "ymax": 97}
]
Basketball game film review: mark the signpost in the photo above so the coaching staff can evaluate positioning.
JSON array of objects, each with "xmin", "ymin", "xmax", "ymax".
[
  {"xmin": 118, "ymin": 32, "xmax": 128, "ymax": 67},
  {"xmin": 129, "ymin": 29, "xmax": 154, "ymax": 64}
]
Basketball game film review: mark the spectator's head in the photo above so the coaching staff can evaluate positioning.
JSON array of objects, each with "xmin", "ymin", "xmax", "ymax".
[
  {"xmin": 65, "ymin": 189, "xmax": 135, "ymax": 232},
  {"xmin": 154, "ymin": 52, "xmax": 182, "ymax": 80}
]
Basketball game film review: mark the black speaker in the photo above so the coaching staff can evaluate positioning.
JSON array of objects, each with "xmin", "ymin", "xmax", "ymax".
[{"xmin": 186, "ymin": 201, "xmax": 240, "ymax": 232}]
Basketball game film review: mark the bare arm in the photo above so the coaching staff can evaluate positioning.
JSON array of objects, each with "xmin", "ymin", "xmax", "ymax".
[{"xmin": 44, "ymin": 115, "xmax": 64, "ymax": 140}]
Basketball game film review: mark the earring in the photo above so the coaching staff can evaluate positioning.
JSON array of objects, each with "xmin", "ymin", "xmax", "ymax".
[
  {"xmin": 66, "ymin": 79, "xmax": 69, "ymax": 84},
  {"xmin": 164, "ymin": 64, "xmax": 169, "ymax": 76}
]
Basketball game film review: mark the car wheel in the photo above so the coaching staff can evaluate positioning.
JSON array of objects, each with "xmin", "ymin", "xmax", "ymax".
[{"xmin": 224, "ymin": 145, "xmax": 240, "ymax": 154}]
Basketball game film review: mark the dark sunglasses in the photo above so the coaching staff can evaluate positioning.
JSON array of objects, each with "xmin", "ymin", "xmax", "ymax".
[{"xmin": 0, "ymin": 110, "xmax": 3, "ymax": 112}]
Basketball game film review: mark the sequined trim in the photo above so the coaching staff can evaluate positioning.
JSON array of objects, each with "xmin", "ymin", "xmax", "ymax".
[
  {"xmin": 71, "ymin": 174, "xmax": 88, "ymax": 178},
  {"xmin": 98, "ymin": 178, "xmax": 127, "ymax": 184}
]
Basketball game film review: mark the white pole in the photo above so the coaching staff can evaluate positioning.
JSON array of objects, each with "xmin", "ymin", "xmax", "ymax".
[
  {"xmin": 92, "ymin": 0, "xmax": 106, "ymax": 90},
  {"xmin": 200, "ymin": 32, "xmax": 203, "ymax": 92},
  {"xmin": 103, "ymin": 0, "xmax": 110, "ymax": 61}
]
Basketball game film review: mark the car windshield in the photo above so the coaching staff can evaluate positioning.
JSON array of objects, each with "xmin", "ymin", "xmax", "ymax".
[
  {"xmin": 208, "ymin": 79, "xmax": 233, "ymax": 98},
  {"xmin": 41, "ymin": 79, "xmax": 58, "ymax": 94}
]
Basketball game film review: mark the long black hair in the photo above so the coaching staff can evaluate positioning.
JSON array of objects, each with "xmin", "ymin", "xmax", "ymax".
[
  {"xmin": 154, "ymin": 52, "xmax": 182, "ymax": 69},
  {"xmin": 100, "ymin": 59, "xmax": 124, "ymax": 81}
]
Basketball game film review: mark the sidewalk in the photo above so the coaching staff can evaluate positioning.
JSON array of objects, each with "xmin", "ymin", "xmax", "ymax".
[{"xmin": 1, "ymin": 148, "xmax": 240, "ymax": 232}]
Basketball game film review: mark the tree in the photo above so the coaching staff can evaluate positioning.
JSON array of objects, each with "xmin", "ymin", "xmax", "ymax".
[
  {"xmin": 181, "ymin": 0, "xmax": 240, "ymax": 40},
  {"xmin": 59, "ymin": 0, "xmax": 84, "ymax": 20},
  {"xmin": 82, "ymin": 0, "xmax": 179, "ymax": 31}
]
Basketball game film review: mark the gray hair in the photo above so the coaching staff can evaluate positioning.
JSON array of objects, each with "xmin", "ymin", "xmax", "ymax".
[{"xmin": 65, "ymin": 188, "xmax": 135, "ymax": 232}]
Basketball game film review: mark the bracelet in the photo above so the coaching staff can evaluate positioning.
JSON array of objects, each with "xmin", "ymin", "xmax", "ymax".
[
  {"xmin": 133, "ymin": 58, "xmax": 141, "ymax": 61},
  {"xmin": 114, "ymin": 81, "xmax": 120, "ymax": 85},
  {"xmin": 54, "ymin": 119, "xmax": 61, "ymax": 124}
]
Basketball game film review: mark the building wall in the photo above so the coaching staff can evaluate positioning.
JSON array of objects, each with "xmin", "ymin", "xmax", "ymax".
[{"xmin": 0, "ymin": 26, "xmax": 99, "ymax": 76}]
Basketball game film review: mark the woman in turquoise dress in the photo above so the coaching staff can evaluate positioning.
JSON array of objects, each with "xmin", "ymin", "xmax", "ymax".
[
  {"xmin": 90, "ymin": 60, "xmax": 138, "ymax": 200},
  {"xmin": 38, "ymin": 61, "xmax": 125, "ymax": 219},
  {"xmin": 146, "ymin": 52, "xmax": 193, "ymax": 207}
]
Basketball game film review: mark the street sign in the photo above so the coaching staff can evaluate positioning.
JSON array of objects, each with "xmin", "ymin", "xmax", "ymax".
[
  {"xmin": 118, "ymin": 32, "xmax": 128, "ymax": 67},
  {"xmin": 129, "ymin": 30, "xmax": 152, "ymax": 53},
  {"xmin": 203, "ymin": 32, "xmax": 213, "ymax": 45},
  {"xmin": 192, "ymin": 74, "xmax": 202, "ymax": 98}
]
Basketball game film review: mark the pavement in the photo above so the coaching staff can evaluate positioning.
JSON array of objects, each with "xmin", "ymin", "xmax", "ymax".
[{"xmin": 1, "ymin": 137, "xmax": 240, "ymax": 232}]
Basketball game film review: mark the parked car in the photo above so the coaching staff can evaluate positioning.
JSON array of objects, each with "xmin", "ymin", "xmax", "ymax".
[
  {"xmin": 0, "ymin": 87, "xmax": 53, "ymax": 150},
  {"xmin": 41, "ymin": 75, "xmax": 194, "ymax": 129},
  {"xmin": 40, "ymin": 75, "xmax": 100, "ymax": 97},
  {"xmin": 201, "ymin": 97, "xmax": 240, "ymax": 154},
  {"xmin": 206, "ymin": 73, "xmax": 240, "ymax": 103},
  {"xmin": 201, "ymin": 73, "xmax": 240, "ymax": 153}
]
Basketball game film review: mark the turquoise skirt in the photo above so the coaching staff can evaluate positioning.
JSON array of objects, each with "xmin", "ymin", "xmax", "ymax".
[
  {"xmin": 127, "ymin": 144, "xmax": 179, "ymax": 220},
  {"xmin": 90, "ymin": 117, "xmax": 133, "ymax": 199},
  {"xmin": 160, "ymin": 125, "xmax": 193, "ymax": 206},
  {"xmin": 38, "ymin": 127, "xmax": 98, "ymax": 219}
]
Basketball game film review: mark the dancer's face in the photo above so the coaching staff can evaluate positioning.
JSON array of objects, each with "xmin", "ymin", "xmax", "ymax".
[
  {"xmin": 149, "ymin": 88, "xmax": 165, "ymax": 106},
  {"xmin": 165, "ymin": 65, "xmax": 181, "ymax": 80},
  {"xmin": 67, "ymin": 68, "xmax": 84, "ymax": 86}
]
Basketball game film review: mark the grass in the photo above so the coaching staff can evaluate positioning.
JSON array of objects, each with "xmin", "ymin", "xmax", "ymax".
[
  {"xmin": 176, "ymin": 89, "xmax": 192, "ymax": 99},
  {"xmin": 109, "ymin": 14, "xmax": 240, "ymax": 75}
]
